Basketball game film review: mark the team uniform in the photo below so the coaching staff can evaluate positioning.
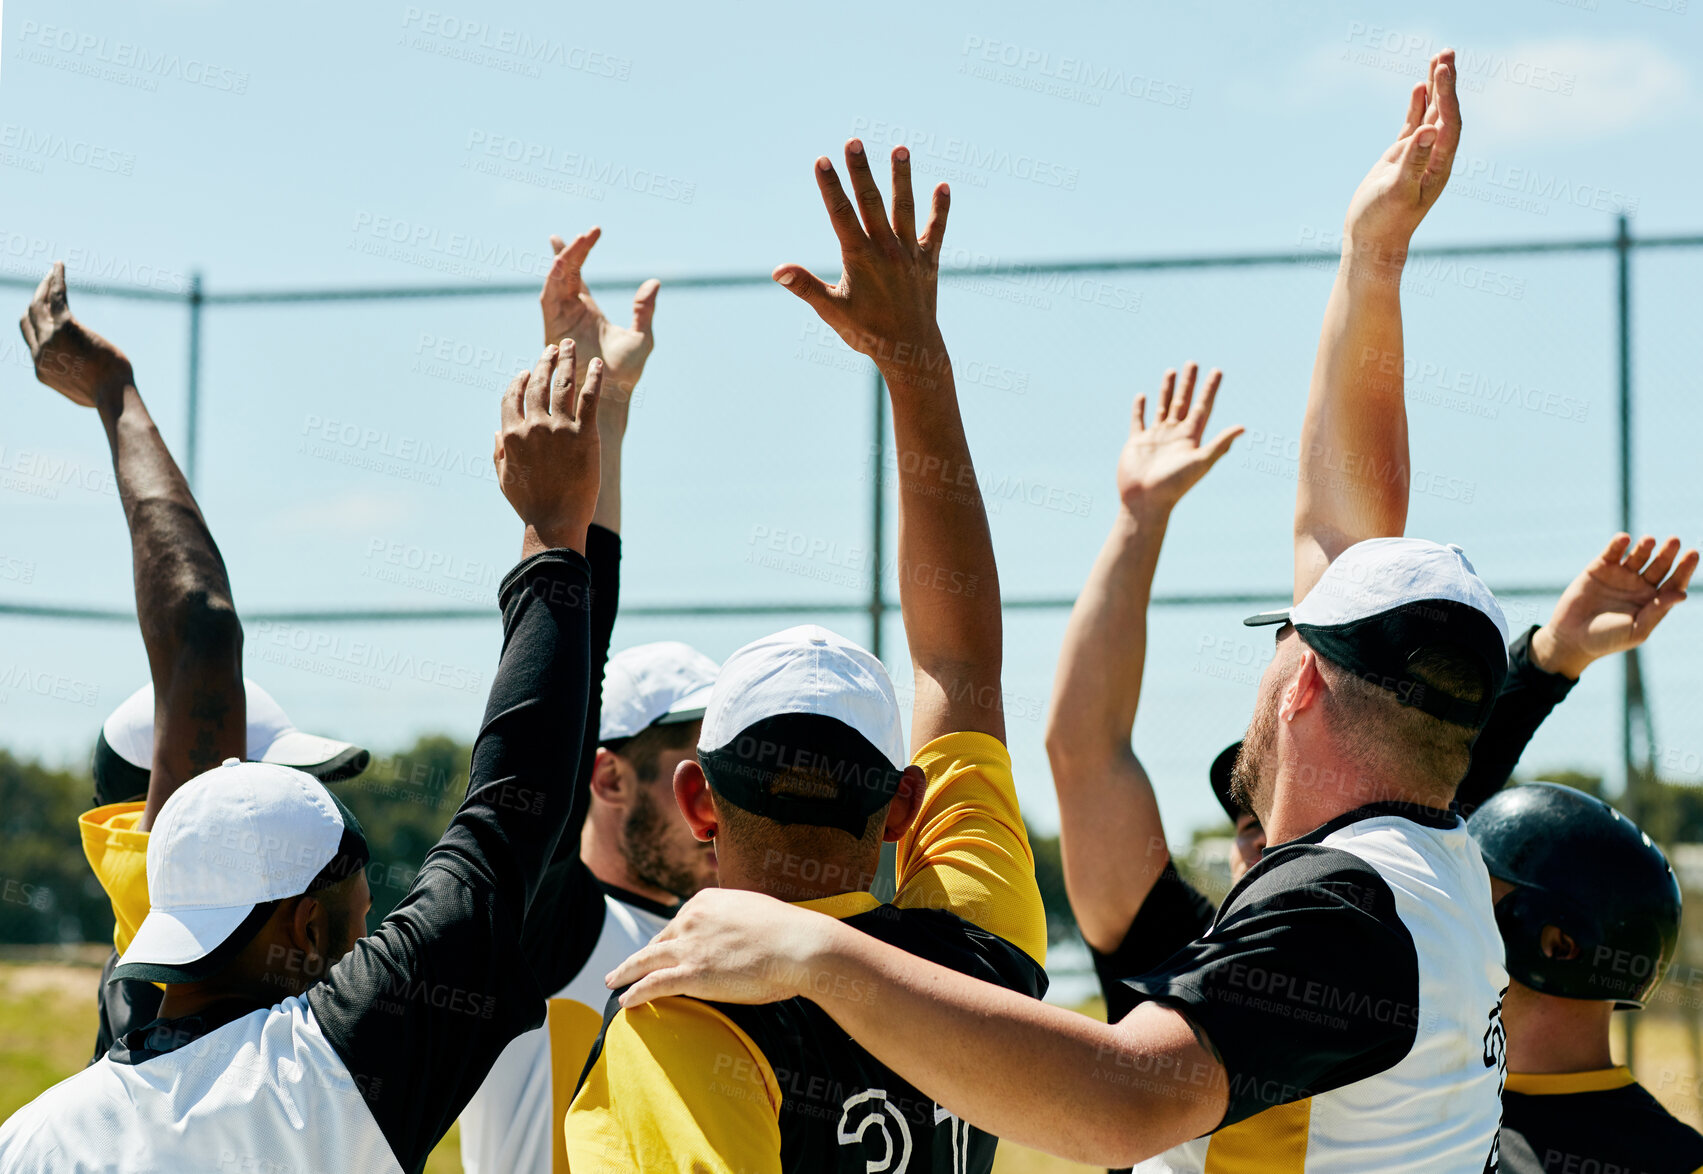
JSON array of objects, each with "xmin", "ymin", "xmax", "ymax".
[
  {"xmin": 1499, "ymin": 1068, "xmax": 1703, "ymax": 1173},
  {"xmin": 74, "ymin": 678, "xmax": 372, "ymax": 1059},
  {"xmin": 455, "ymin": 528, "xmax": 709, "ymax": 1174},
  {"xmin": 567, "ymin": 731, "xmax": 1049, "ymax": 1173},
  {"xmin": 0, "ymin": 549, "xmax": 594, "ymax": 1174},
  {"xmin": 1470, "ymin": 783, "xmax": 1698, "ymax": 1174},
  {"xmin": 1128, "ymin": 803, "xmax": 1508, "ymax": 1173}
]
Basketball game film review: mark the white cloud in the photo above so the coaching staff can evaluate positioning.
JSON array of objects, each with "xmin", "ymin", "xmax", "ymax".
[
  {"xmin": 1277, "ymin": 33, "xmax": 1691, "ymax": 146},
  {"xmin": 1468, "ymin": 37, "xmax": 1691, "ymax": 144}
]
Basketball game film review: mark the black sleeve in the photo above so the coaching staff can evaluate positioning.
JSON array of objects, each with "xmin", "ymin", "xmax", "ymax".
[
  {"xmin": 309, "ymin": 548, "xmax": 593, "ymax": 1174},
  {"xmin": 522, "ymin": 524, "xmax": 621, "ymax": 989},
  {"xmin": 1090, "ymin": 862, "xmax": 1215, "ymax": 1025},
  {"xmin": 1121, "ymin": 844, "xmax": 1420, "ymax": 1130},
  {"xmin": 549, "ymin": 523, "xmax": 620, "ymax": 868},
  {"xmin": 1454, "ymin": 626, "xmax": 1578, "ymax": 818}
]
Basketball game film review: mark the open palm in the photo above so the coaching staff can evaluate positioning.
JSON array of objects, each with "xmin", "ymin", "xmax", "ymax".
[
  {"xmin": 1540, "ymin": 534, "xmax": 1698, "ymax": 675},
  {"xmin": 1117, "ymin": 364, "xmax": 1243, "ymax": 512},
  {"xmin": 1343, "ymin": 49, "xmax": 1460, "ymax": 248},
  {"xmin": 541, "ymin": 227, "xmax": 658, "ymax": 401}
]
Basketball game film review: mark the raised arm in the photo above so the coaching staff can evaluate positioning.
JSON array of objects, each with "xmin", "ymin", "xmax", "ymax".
[
  {"xmin": 19, "ymin": 262, "xmax": 244, "ymax": 829},
  {"xmin": 1457, "ymin": 533, "xmax": 1697, "ymax": 811},
  {"xmin": 1044, "ymin": 366, "xmax": 1241, "ymax": 952},
  {"xmin": 309, "ymin": 343, "xmax": 605, "ymax": 1171},
  {"xmin": 540, "ymin": 226, "xmax": 658, "ymax": 534},
  {"xmin": 535, "ymin": 227, "xmax": 653, "ymax": 869},
  {"xmin": 1294, "ymin": 50, "xmax": 1459, "ymax": 600},
  {"xmin": 774, "ymin": 140, "xmax": 1000, "ymax": 748}
]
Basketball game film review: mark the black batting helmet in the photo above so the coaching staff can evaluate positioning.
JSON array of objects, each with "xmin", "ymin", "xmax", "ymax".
[{"xmin": 1468, "ymin": 782, "xmax": 1681, "ymax": 1010}]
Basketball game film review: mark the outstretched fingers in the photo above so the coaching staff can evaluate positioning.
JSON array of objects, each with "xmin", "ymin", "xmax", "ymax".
[
  {"xmin": 1156, "ymin": 368, "xmax": 1177, "ymax": 420},
  {"xmin": 890, "ymin": 146, "xmax": 917, "ymax": 246},
  {"xmin": 814, "ymin": 156, "xmax": 869, "ymax": 254},
  {"xmin": 549, "ymin": 339, "xmax": 577, "ymax": 416},
  {"xmin": 631, "ymin": 279, "xmax": 660, "ymax": 335},
  {"xmin": 576, "ymin": 357, "xmax": 604, "ymax": 429},
  {"xmin": 1189, "ymin": 368, "xmax": 1226, "ymax": 433},
  {"xmin": 917, "ymin": 183, "xmax": 951, "ymax": 262},
  {"xmin": 1172, "ymin": 362, "xmax": 1199, "ymax": 422},
  {"xmin": 842, "ymin": 139, "xmax": 899, "ymax": 251}
]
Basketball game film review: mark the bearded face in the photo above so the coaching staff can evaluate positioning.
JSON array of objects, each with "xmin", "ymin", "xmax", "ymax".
[
  {"xmin": 1229, "ymin": 625, "xmax": 1297, "ymax": 820},
  {"xmin": 621, "ymin": 777, "xmax": 717, "ymax": 899}
]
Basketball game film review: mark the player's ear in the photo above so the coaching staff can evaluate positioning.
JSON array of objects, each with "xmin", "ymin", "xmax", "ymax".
[
  {"xmin": 1540, "ymin": 925, "xmax": 1582, "ymax": 961},
  {"xmin": 1282, "ymin": 649, "xmax": 1326, "ymax": 721},
  {"xmin": 590, "ymin": 747, "xmax": 628, "ymax": 805},
  {"xmin": 673, "ymin": 758, "xmax": 717, "ymax": 842},
  {"xmin": 881, "ymin": 765, "xmax": 926, "ymax": 843}
]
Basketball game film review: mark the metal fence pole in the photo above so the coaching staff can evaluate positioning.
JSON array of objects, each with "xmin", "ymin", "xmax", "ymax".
[
  {"xmin": 1616, "ymin": 216, "xmax": 1644, "ymax": 819},
  {"xmin": 869, "ymin": 365, "xmax": 887, "ymax": 660},
  {"xmin": 185, "ymin": 271, "xmax": 205, "ymax": 491}
]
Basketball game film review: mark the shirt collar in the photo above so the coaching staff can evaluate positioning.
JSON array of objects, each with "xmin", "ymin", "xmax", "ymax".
[
  {"xmin": 792, "ymin": 891, "xmax": 882, "ymax": 920},
  {"xmin": 1504, "ymin": 1066, "xmax": 1635, "ymax": 1096}
]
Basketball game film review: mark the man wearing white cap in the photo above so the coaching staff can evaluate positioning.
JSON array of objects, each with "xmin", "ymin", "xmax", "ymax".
[
  {"xmin": 566, "ymin": 143, "xmax": 1046, "ymax": 1172},
  {"xmin": 0, "ymin": 339, "xmax": 607, "ymax": 1173},
  {"xmin": 80, "ymin": 678, "xmax": 369, "ymax": 1057},
  {"xmin": 605, "ymin": 67, "xmax": 1510, "ymax": 1169}
]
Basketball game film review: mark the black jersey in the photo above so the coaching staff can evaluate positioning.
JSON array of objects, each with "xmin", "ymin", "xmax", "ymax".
[{"xmin": 1499, "ymin": 1068, "xmax": 1703, "ymax": 1174}]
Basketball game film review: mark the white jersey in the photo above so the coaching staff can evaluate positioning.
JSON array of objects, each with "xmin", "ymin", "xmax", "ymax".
[
  {"xmin": 0, "ymin": 995, "xmax": 400, "ymax": 1174},
  {"xmin": 460, "ymin": 887, "xmax": 671, "ymax": 1174},
  {"xmin": 1129, "ymin": 804, "xmax": 1507, "ymax": 1173}
]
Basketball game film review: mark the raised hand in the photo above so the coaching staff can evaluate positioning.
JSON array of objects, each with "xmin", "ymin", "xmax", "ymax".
[
  {"xmin": 773, "ymin": 140, "xmax": 950, "ymax": 385},
  {"xmin": 1116, "ymin": 364, "xmax": 1243, "ymax": 514},
  {"xmin": 496, "ymin": 340, "xmax": 603, "ymax": 556},
  {"xmin": 18, "ymin": 261, "xmax": 134, "ymax": 408},
  {"xmin": 1531, "ymin": 534, "xmax": 1698, "ymax": 679},
  {"xmin": 1342, "ymin": 48, "xmax": 1461, "ymax": 251},
  {"xmin": 540, "ymin": 227, "xmax": 658, "ymax": 400}
]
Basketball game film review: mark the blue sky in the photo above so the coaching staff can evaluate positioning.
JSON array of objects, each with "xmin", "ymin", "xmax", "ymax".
[{"xmin": 2, "ymin": 0, "xmax": 1701, "ymax": 846}]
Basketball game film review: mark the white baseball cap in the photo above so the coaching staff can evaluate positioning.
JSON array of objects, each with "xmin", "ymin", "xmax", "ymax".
[
  {"xmin": 1244, "ymin": 537, "xmax": 1510, "ymax": 727},
  {"xmin": 600, "ymin": 642, "xmax": 720, "ymax": 742},
  {"xmin": 110, "ymin": 759, "xmax": 370, "ymax": 985},
  {"xmin": 93, "ymin": 679, "xmax": 370, "ymax": 805},
  {"xmin": 696, "ymin": 625, "xmax": 908, "ymax": 836}
]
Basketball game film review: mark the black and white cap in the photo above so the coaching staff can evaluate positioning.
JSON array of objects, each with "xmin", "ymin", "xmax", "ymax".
[
  {"xmin": 110, "ymin": 759, "xmax": 369, "ymax": 985},
  {"xmin": 1244, "ymin": 537, "xmax": 1510, "ymax": 729},
  {"xmin": 93, "ymin": 679, "xmax": 370, "ymax": 806},
  {"xmin": 696, "ymin": 625, "xmax": 908, "ymax": 837}
]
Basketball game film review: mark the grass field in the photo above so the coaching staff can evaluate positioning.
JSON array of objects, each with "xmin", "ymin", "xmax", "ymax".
[{"xmin": 13, "ymin": 950, "xmax": 1697, "ymax": 1171}]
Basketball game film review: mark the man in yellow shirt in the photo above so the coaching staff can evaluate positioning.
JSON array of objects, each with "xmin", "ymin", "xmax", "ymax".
[
  {"xmin": 565, "ymin": 140, "xmax": 1045, "ymax": 1173},
  {"xmin": 79, "ymin": 677, "xmax": 369, "ymax": 1056}
]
